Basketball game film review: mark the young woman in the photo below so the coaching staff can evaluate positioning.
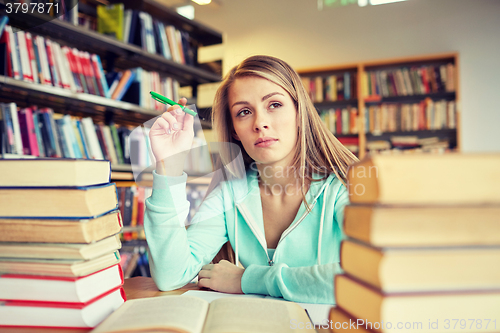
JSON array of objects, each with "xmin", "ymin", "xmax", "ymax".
[{"xmin": 146, "ymin": 55, "xmax": 358, "ymax": 304}]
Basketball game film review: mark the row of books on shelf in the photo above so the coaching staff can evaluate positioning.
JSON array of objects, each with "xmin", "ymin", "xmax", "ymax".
[
  {"xmin": 97, "ymin": 4, "xmax": 195, "ymax": 65},
  {"xmin": 329, "ymin": 154, "xmax": 500, "ymax": 333},
  {"xmin": 338, "ymin": 135, "xmax": 453, "ymax": 155},
  {"xmin": 115, "ymin": 181, "xmax": 209, "ymax": 243},
  {"xmin": 301, "ymin": 71, "xmax": 357, "ymax": 103},
  {"xmin": 116, "ymin": 184, "xmax": 150, "ymax": 241},
  {"xmin": 365, "ymin": 99, "xmax": 456, "ymax": 134},
  {"xmin": 362, "ymin": 63, "xmax": 456, "ymax": 99},
  {"xmin": 0, "ymin": 102, "xmax": 212, "ymax": 174},
  {"xmin": 0, "ymin": 158, "xmax": 127, "ymax": 328},
  {"xmin": 0, "ymin": 22, "xmax": 181, "ymax": 108},
  {"xmin": 320, "ymin": 106, "xmax": 359, "ymax": 135},
  {"xmin": 0, "ymin": 103, "xmax": 132, "ymax": 164},
  {"xmin": 119, "ymin": 245, "xmax": 151, "ymax": 279}
]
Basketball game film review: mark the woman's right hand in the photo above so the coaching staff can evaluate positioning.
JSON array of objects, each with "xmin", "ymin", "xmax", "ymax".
[{"xmin": 149, "ymin": 98, "xmax": 195, "ymax": 176}]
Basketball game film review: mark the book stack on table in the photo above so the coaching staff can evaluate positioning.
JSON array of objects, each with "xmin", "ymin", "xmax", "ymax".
[
  {"xmin": 330, "ymin": 154, "xmax": 500, "ymax": 333},
  {"xmin": 0, "ymin": 159, "xmax": 126, "ymax": 329}
]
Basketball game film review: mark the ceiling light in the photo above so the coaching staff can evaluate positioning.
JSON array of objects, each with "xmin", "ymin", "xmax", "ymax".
[
  {"xmin": 370, "ymin": 0, "xmax": 406, "ymax": 5},
  {"xmin": 192, "ymin": 0, "xmax": 211, "ymax": 5}
]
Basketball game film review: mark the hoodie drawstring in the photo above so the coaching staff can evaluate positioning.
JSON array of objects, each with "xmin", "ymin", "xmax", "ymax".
[
  {"xmin": 235, "ymin": 206, "xmax": 239, "ymax": 267},
  {"xmin": 317, "ymin": 182, "xmax": 329, "ymax": 266}
]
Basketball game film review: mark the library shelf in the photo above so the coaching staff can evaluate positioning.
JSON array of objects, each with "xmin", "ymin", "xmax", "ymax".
[
  {"xmin": 298, "ymin": 52, "xmax": 460, "ymax": 159},
  {"xmin": 4, "ymin": 9, "xmax": 221, "ymax": 86}
]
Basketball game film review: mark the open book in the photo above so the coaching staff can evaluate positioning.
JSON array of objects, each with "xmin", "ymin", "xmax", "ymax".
[{"xmin": 91, "ymin": 295, "xmax": 314, "ymax": 333}]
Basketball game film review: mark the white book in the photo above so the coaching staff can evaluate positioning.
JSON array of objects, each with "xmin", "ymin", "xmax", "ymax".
[
  {"xmin": 35, "ymin": 36, "xmax": 52, "ymax": 85},
  {"xmin": 157, "ymin": 21, "xmax": 172, "ymax": 60},
  {"xmin": 53, "ymin": 42, "xmax": 74, "ymax": 91},
  {"xmin": 8, "ymin": 103, "xmax": 24, "ymax": 155},
  {"xmin": 146, "ymin": 14, "xmax": 156, "ymax": 54},
  {"xmin": 138, "ymin": 12, "xmax": 148, "ymax": 52},
  {"xmin": 102, "ymin": 125, "xmax": 118, "ymax": 165},
  {"xmin": 81, "ymin": 117, "xmax": 104, "ymax": 160},
  {"xmin": 16, "ymin": 31, "xmax": 32, "ymax": 82},
  {"xmin": 16, "ymin": 31, "xmax": 31, "ymax": 82},
  {"xmin": 123, "ymin": 9, "xmax": 132, "ymax": 43}
]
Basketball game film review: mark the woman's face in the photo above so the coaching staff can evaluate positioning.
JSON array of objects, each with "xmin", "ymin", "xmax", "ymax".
[{"xmin": 228, "ymin": 76, "xmax": 298, "ymax": 168}]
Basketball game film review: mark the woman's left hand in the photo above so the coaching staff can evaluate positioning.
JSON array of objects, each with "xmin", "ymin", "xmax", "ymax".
[{"xmin": 198, "ymin": 260, "xmax": 245, "ymax": 294}]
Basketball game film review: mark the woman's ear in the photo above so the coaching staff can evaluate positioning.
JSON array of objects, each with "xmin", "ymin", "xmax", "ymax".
[{"xmin": 232, "ymin": 130, "xmax": 240, "ymax": 141}]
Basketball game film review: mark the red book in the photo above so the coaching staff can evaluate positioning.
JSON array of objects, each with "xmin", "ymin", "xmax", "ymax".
[
  {"xmin": 0, "ymin": 286, "xmax": 125, "ymax": 328},
  {"xmin": 0, "ymin": 264, "xmax": 123, "ymax": 303},
  {"xmin": 80, "ymin": 51, "xmax": 98, "ymax": 95},
  {"xmin": 44, "ymin": 40, "xmax": 62, "ymax": 88},
  {"xmin": 63, "ymin": 46, "xmax": 84, "ymax": 93},
  {"xmin": 137, "ymin": 187, "xmax": 145, "ymax": 226},
  {"xmin": 25, "ymin": 32, "xmax": 38, "ymax": 84},
  {"xmin": 17, "ymin": 107, "xmax": 39, "ymax": 156},
  {"xmin": 90, "ymin": 54, "xmax": 105, "ymax": 97},
  {"xmin": 0, "ymin": 26, "xmax": 15, "ymax": 78},
  {"xmin": 72, "ymin": 48, "xmax": 88, "ymax": 94},
  {"xmin": 420, "ymin": 67, "xmax": 430, "ymax": 94},
  {"xmin": 336, "ymin": 108, "xmax": 342, "ymax": 134}
]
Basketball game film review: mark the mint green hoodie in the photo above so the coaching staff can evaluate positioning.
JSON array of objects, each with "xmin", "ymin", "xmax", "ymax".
[{"xmin": 144, "ymin": 166, "xmax": 348, "ymax": 304}]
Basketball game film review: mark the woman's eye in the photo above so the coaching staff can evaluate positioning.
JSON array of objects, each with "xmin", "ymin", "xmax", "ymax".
[
  {"xmin": 269, "ymin": 102, "xmax": 282, "ymax": 109},
  {"xmin": 237, "ymin": 109, "xmax": 251, "ymax": 117}
]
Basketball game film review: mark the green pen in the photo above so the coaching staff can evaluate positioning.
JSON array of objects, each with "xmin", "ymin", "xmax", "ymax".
[{"xmin": 150, "ymin": 91, "xmax": 198, "ymax": 117}]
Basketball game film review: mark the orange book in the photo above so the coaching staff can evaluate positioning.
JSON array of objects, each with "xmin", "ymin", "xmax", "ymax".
[{"xmin": 111, "ymin": 70, "xmax": 132, "ymax": 100}]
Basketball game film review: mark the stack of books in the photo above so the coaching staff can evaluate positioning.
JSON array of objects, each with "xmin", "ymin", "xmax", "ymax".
[
  {"xmin": 330, "ymin": 154, "xmax": 500, "ymax": 333},
  {"xmin": 0, "ymin": 158, "xmax": 125, "ymax": 329}
]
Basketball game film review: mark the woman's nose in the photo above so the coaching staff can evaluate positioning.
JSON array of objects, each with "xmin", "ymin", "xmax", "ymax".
[{"xmin": 253, "ymin": 111, "xmax": 269, "ymax": 131}]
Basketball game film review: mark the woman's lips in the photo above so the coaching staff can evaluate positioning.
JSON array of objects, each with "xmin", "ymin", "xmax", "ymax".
[{"xmin": 255, "ymin": 139, "xmax": 277, "ymax": 147}]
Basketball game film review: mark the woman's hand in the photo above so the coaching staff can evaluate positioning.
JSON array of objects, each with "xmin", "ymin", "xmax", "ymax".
[
  {"xmin": 198, "ymin": 260, "xmax": 245, "ymax": 294},
  {"xmin": 149, "ymin": 98, "xmax": 195, "ymax": 175}
]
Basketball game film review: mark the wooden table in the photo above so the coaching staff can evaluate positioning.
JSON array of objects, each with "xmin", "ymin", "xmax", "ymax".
[{"xmin": 3, "ymin": 277, "xmax": 328, "ymax": 332}]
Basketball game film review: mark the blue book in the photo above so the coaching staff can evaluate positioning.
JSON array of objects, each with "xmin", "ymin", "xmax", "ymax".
[
  {"xmin": 93, "ymin": 54, "xmax": 110, "ymax": 98},
  {"xmin": 62, "ymin": 115, "xmax": 83, "ymax": 159},
  {"xmin": 344, "ymin": 72, "xmax": 351, "ymax": 100},
  {"xmin": 115, "ymin": 69, "xmax": 136, "ymax": 101},
  {"xmin": 31, "ymin": 110, "xmax": 45, "ymax": 157},
  {"xmin": 0, "ymin": 15, "xmax": 9, "ymax": 39},
  {"xmin": 76, "ymin": 119, "xmax": 90, "ymax": 159},
  {"xmin": 54, "ymin": 118, "xmax": 72, "ymax": 158}
]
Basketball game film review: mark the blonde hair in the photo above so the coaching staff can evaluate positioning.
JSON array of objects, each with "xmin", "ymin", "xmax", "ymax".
[{"xmin": 211, "ymin": 55, "xmax": 358, "ymax": 190}]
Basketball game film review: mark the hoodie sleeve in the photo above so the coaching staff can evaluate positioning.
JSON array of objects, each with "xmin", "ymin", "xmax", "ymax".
[
  {"xmin": 144, "ymin": 171, "xmax": 228, "ymax": 291},
  {"xmin": 240, "ymin": 183, "xmax": 349, "ymax": 304}
]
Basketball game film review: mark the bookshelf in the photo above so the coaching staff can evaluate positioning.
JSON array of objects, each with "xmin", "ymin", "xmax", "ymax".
[
  {"xmin": 0, "ymin": 0, "xmax": 220, "ymax": 272},
  {"xmin": 298, "ymin": 53, "xmax": 460, "ymax": 159},
  {"xmin": 0, "ymin": 0, "xmax": 221, "ymax": 167}
]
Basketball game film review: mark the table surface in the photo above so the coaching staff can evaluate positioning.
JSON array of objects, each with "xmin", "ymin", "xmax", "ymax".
[{"xmin": 2, "ymin": 277, "xmax": 329, "ymax": 332}]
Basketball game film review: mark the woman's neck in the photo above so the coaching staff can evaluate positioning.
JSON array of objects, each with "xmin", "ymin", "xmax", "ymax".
[{"xmin": 255, "ymin": 163, "xmax": 309, "ymax": 197}]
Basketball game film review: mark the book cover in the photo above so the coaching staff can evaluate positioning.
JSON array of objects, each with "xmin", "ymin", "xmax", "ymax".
[
  {"xmin": 81, "ymin": 117, "xmax": 104, "ymax": 160},
  {"xmin": 0, "ymin": 286, "xmax": 125, "ymax": 328},
  {"xmin": 0, "ymin": 263, "xmax": 123, "ymax": 303},
  {"xmin": 0, "ymin": 209, "xmax": 122, "ymax": 243},
  {"xmin": 97, "ymin": 4, "xmax": 124, "ymax": 41},
  {"xmin": 0, "ymin": 183, "xmax": 118, "ymax": 218}
]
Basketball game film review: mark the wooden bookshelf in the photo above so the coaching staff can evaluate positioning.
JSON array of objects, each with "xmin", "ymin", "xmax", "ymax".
[
  {"xmin": 0, "ymin": 0, "xmax": 222, "ymax": 125},
  {"xmin": 298, "ymin": 53, "xmax": 460, "ymax": 159}
]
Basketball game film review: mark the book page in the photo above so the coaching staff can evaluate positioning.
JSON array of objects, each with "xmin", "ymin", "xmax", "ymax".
[
  {"xmin": 183, "ymin": 290, "xmax": 331, "ymax": 326},
  {"xmin": 92, "ymin": 296, "xmax": 209, "ymax": 333},
  {"xmin": 203, "ymin": 297, "xmax": 314, "ymax": 333}
]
